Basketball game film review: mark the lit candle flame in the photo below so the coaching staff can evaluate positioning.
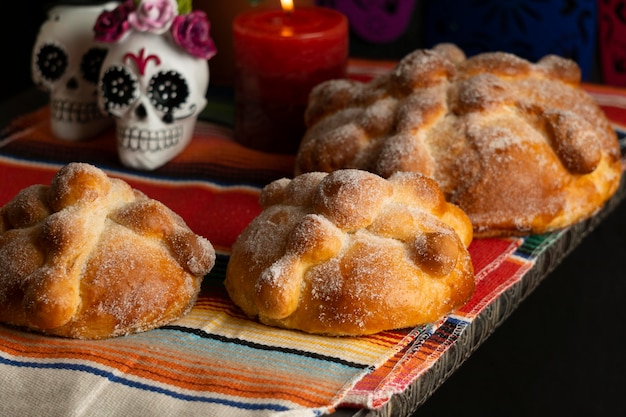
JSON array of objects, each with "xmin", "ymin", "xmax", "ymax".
[
  {"xmin": 280, "ymin": 0, "xmax": 294, "ymax": 36},
  {"xmin": 281, "ymin": 0, "xmax": 294, "ymax": 13}
]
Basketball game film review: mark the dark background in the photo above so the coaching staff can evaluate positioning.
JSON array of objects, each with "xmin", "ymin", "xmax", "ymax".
[
  {"xmin": 2, "ymin": 2, "xmax": 626, "ymax": 416},
  {"xmin": 2, "ymin": 2, "xmax": 48, "ymax": 101},
  {"xmin": 1, "ymin": 0, "xmax": 607, "ymax": 102}
]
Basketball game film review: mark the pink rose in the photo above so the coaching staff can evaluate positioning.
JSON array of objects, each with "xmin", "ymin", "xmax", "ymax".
[
  {"xmin": 93, "ymin": 0, "xmax": 134, "ymax": 43},
  {"xmin": 171, "ymin": 11, "xmax": 217, "ymax": 60},
  {"xmin": 128, "ymin": 0, "xmax": 176, "ymax": 35}
]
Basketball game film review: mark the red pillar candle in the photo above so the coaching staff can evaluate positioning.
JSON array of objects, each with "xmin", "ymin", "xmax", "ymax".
[{"xmin": 233, "ymin": 6, "xmax": 348, "ymax": 154}]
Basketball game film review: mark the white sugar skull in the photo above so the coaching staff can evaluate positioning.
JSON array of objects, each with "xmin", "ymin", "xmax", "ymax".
[
  {"xmin": 32, "ymin": 2, "xmax": 119, "ymax": 141},
  {"xmin": 98, "ymin": 31, "xmax": 209, "ymax": 170}
]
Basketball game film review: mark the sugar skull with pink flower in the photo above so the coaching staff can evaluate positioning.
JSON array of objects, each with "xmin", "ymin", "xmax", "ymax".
[{"xmin": 94, "ymin": 0, "xmax": 217, "ymax": 170}]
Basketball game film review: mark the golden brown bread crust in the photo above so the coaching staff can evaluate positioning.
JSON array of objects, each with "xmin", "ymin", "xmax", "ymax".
[
  {"xmin": 224, "ymin": 169, "xmax": 475, "ymax": 336},
  {"xmin": 0, "ymin": 162, "xmax": 216, "ymax": 339},
  {"xmin": 295, "ymin": 44, "xmax": 623, "ymax": 237}
]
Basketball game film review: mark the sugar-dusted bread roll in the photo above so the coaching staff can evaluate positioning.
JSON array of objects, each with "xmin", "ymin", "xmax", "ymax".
[
  {"xmin": 224, "ymin": 169, "xmax": 474, "ymax": 336},
  {"xmin": 0, "ymin": 163, "xmax": 215, "ymax": 339},
  {"xmin": 295, "ymin": 43, "xmax": 623, "ymax": 237}
]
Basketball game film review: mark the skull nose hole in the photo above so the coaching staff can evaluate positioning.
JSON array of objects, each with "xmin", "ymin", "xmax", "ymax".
[
  {"xmin": 162, "ymin": 112, "xmax": 174, "ymax": 124},
  {"xmin": 135, "ymin": 103, "xmax": 148, "ymax": 119},
  {"xmin": 66, "ymin": 77, "xmax": 78, "ymax": 90}
]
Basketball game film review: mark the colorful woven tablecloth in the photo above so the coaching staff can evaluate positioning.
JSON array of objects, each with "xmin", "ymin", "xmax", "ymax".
[{"xmin": 0, "ymin": 61, "xmax": 625, "ymax": 417}]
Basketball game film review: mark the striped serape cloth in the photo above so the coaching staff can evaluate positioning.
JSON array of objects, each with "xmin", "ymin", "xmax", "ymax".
[{"xmin": 0, "ymin": 60, "xmax": 625, "ymax": 416}]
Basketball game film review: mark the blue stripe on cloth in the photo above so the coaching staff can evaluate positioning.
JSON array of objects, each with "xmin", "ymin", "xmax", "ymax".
[{"xmin": 0, "ymin": 355, "xmax": 294, "ymax": 413}]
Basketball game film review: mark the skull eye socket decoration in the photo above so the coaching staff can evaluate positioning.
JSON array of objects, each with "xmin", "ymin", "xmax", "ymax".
[
  {"xmin": 94, "ymin": 0, "xmax": 217, "ymax": 171},
  {"xmin": 31, "ymin": 3, "xmax": 118, "ymax": 141},
  {"xmin": 35, "ymin": 44, "xmax": 68, "ymax": 84},
  {"xmin": 100, "ymin": 65, "xmax": 139, "ymax": 112},
  {"xmin": 149, "ymin": 70, "xmax": 190, "ymax": 116},
  {"xmin": 82, "ymin": 47, "xmax": 109, "ymax": 84}
]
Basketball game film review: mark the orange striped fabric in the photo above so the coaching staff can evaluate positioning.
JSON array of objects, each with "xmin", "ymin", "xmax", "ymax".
[{"xmin": 1, "ymin": 60, "xmax": 625, "ymax": 416}]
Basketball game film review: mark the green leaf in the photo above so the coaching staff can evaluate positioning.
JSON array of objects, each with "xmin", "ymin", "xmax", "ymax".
[{"xmin": 177, "ymin": 0, "xmax": 192, "ymax": 14}]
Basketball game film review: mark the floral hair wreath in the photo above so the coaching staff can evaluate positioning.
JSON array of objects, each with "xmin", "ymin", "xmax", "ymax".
[{"xmin": 93, "ymin": 0, "xmax": 217, "ymax": 60}]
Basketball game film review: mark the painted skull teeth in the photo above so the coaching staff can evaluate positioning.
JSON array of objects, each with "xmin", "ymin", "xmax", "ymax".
[
  {"xmin": 51, "ymin": 99, "xmax": 107, "ymax": 124},
  {"xmin": 117, "ymin": 125, "xmax": 182, "ymax": 152}
]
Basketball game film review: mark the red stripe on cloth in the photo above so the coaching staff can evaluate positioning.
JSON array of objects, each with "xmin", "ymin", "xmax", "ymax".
[
  {"xmin": 599, "ymin": 106, "xmax": 626, "ymax": 129},
  {"xmin": 457, "ymin": 255, "xmax": 532, "ymax": 316},
  {"xmin": 468, "ymin": 237, "xmax": 523, "ymax": 277},
  {"xmin": 0, "ymin": 159, "xmax": 60, "ymax": 204}
]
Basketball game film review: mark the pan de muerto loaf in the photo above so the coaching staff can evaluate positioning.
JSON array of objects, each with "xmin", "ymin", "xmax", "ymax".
[
  {"xmin": 0, "ymin": 162, "xmax": 216, "ymax": 339},
  {"xmin": 224, "ymin": 169, "xmax": 474, "ymax": 336},
  {"xmin": 295, "ymin": 43, "xmax": 622, "ymax": 237}
]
